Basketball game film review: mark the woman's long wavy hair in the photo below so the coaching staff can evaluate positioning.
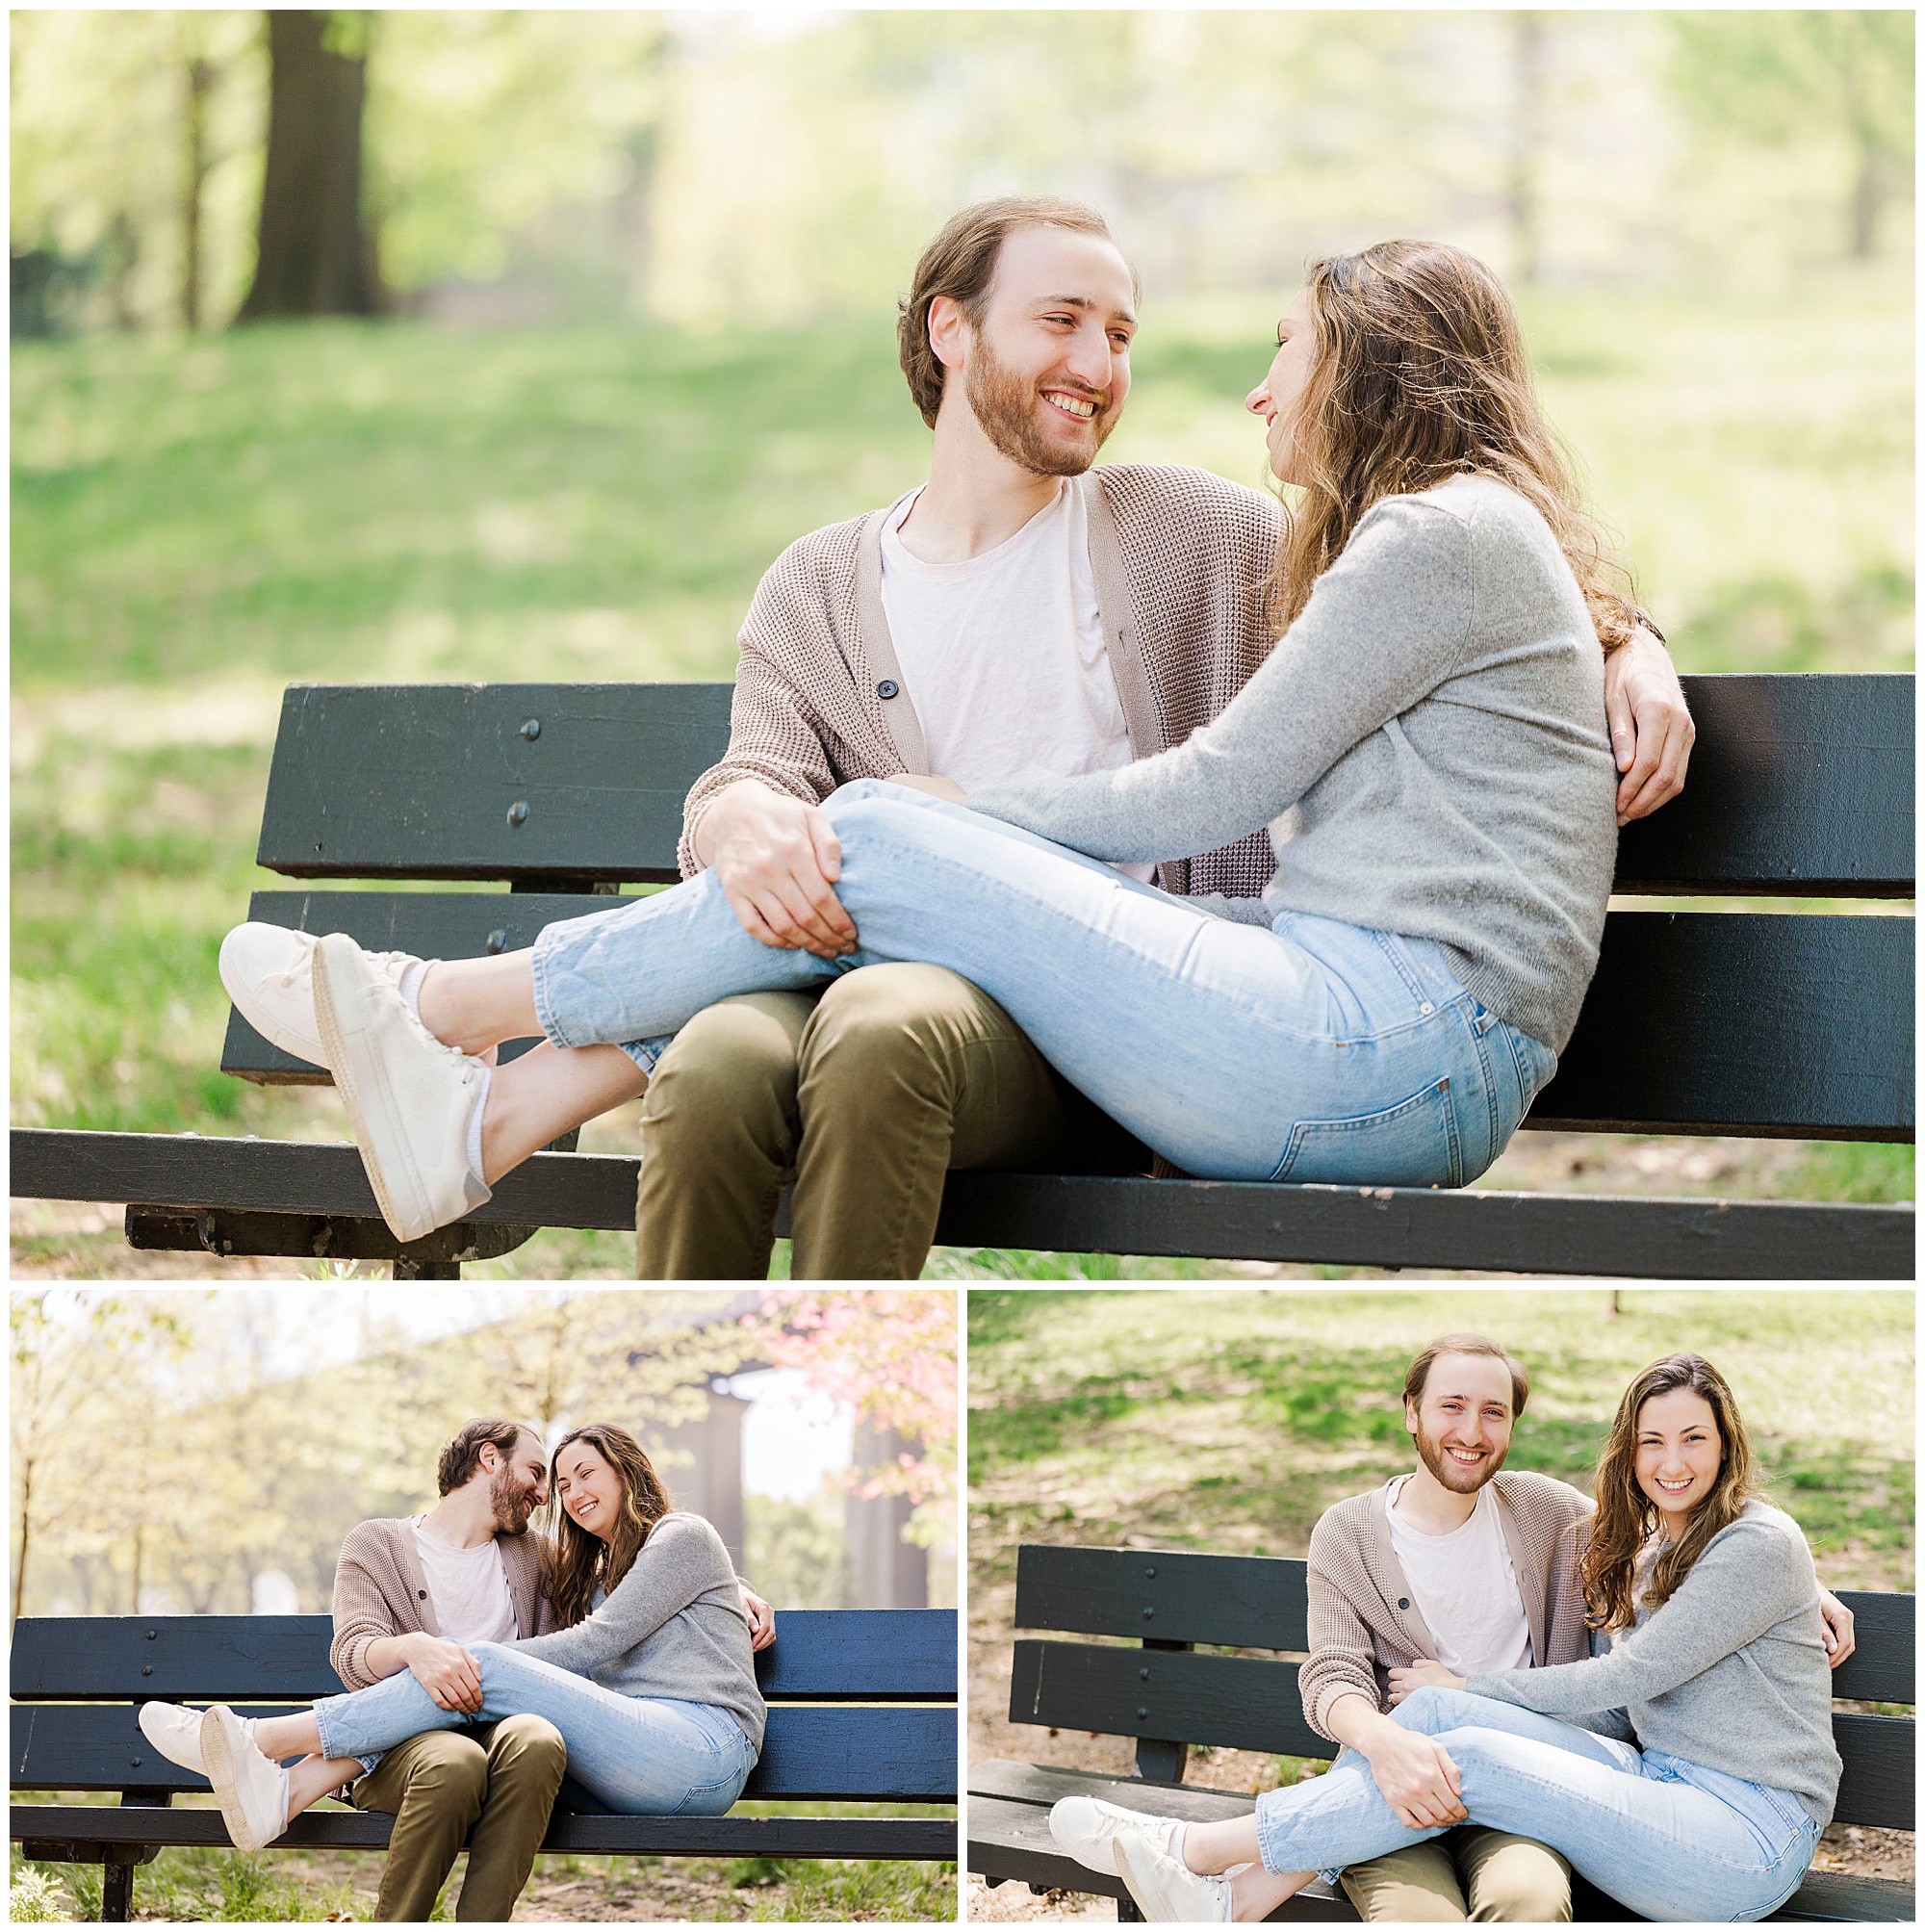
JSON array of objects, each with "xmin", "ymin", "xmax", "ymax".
[
  {"xmin": 1579, "ymin": 1352, "xmax": 1760, "ymax": 1635},
  {"xmin": 1267, "ymin": 239, "xmax": 1640, "ymax": 655},
  {"xmin": 541, "ymin": 1424, "xmax": 677, "ymax": 1632}
]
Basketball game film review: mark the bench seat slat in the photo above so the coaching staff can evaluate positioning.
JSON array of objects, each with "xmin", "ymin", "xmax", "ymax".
[
  {"xmin": 11, "ymin": 1131, "xmax": 1912, "ymax": 1278},
  {"xmin": 11, "ymin": 1802, "xmax": 957, "ymax": 1863},
  {"xmin": 12, "ymin": 1702, "xmax": 956, "ymax": 1803},
  {"xmin": 10, "ymin": 1611, "xmax": 956, "ymax": 1703}
]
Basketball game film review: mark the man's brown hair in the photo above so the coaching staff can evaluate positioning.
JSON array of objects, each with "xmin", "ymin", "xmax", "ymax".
[
  {"xmin": 1402, "ymin": 1333, "xmax": 1530, "ymax": 1417},
  {"xmin": 437, "ymin": 1418, "xmax": 537, "ymax": 1497},
  {"xmin": 895, "ymin": 195, "xmax": 1136, "ymax": 428}
]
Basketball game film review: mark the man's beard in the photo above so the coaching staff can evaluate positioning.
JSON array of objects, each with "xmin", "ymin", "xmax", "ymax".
[
  {"xmin": 1412, "ymin": 1418, "xmax": 1507, "ymax": 1495},
  {"xmin": 491, "ymin": 1468, "xmax": 540, "ymax": 1534},
  {"xmin": 964, "ymin": 336, "xmax": 1114, "ymax": 477}
]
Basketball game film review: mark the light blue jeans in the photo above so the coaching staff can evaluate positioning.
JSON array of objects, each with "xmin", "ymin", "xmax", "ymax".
[
  {"xmin": 531, "ymin": 783, "xmax": 1558, "ymax": 1185},
  {"xmin": 1253, "ymin": 1687, "xmax": 1820, "ymax": 1923},
  {"xmin": 312, "ymin": 1640, "xmax": 757, "ymax": 1816}
]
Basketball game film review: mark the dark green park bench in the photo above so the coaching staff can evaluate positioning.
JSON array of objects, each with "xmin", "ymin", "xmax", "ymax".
[
  {"xmin": 968, "ymin": 1545, "xmax": 1914, "ymax": 1922},
  {"xmin": 11, "ymin": 1608, "xmax": 958, "ymax": 1921},
  {"xmin": 9, "ymin": 671, "xmax": 1914, "ymax": 1278}
]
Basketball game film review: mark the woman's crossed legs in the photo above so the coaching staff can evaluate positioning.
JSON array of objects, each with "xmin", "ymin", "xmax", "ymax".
[
  {"xmin": 260, "ymin": 1642, "xmax": 754, "ymax": 1818},
  {"xmin": 1171, "ymin": 1687, "xmax": 1814, "ymax": 1924}
]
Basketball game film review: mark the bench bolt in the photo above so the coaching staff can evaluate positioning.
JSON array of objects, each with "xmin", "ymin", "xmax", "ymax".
[
  {"xmin": 146, "ymin": 1630, "xmax": 156, "ymax": 1639},
  {"xmin": 1137, "ymin": 1707, "xmax": 1148, "ymax": 1720},
  {"xmin": 520, "ymin": 718, "xmax": 541, "ymax": 740},
  {"xmin": 141, "ymin": 1665, "xmax": 152, "ymax": 1676},
  {"xmin": 486, "ymin": 929, "xmax": 508, "ymax": 955},
  {"xmin": 1144, "ymin": 1566, "xmax": 1156, "ymax": 1578},
  {"xmin": 1142, "ymin": 1607, "xmax": 1154, "ymax": 1620},
  {"xmin": 1140, "ymin": 1666, "xmax": 1150, "ymax": 1680},
  {"xmin": 507, "ymin": 801, "xmax": 530, "ymax": 828}
]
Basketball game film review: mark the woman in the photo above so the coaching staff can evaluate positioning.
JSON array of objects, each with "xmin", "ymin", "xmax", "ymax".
[
  {"xmin": 1061, "ymin": 1352, "xmax": 1841, "ymax": 1922},
  {"xmin": 141, "ymin": 1426, "xmax": 763, "ymax": 1853},
  {"xmin": 224, "ymin": 240, "xmax": 1629, "ymax": 1245}
]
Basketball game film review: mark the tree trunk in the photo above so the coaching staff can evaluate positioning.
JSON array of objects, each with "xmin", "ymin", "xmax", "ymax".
[
  {"xmin": 1508, "ymin": 12, "xmax": 1547, "ymax": 285},
  {"xmin": 182, "ymin": 56, "xmax": 214, "ymax": 329},
  {"xmin": 236, "ymin": 10, "xmax": 372, "ymax": 321},
  {"xmin": 1847, "ymin": 140, "xmax": 1885, "ymax": 259},
  {"xmin": 13, "ymin": 1457, "xmax": 32, "ymax": 1627}
]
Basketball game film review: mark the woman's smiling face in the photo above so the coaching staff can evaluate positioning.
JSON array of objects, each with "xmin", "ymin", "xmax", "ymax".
[
  {"xmin": 553, "ymin": 1439, "xmax": 625, "ymax": 1543},
  {"xmin": 1633, "ymin": 1385, "xmax": 1724, "ymax": 1536}
]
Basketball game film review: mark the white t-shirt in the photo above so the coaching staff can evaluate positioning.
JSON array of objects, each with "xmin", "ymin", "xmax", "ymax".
[
  {"xmin": 879, "ymin": 481, "xmax": 1155, "ymax": 883},
  {"xmin": 1382, "ymin": 1475, "xmax": 1533, "ymax": 1676},
  {"xmin": 411, "ymin": 1518, "xmax": 519, "ymax": 1646}
]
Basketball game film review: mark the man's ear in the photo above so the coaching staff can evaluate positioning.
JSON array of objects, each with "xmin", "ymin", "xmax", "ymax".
[
  {"xmin": 1404, "ymin": 1398, "xmax": 1419, "ymax": 1438},
  {"xmin": 928, "ymin": 294, "xmax": 969, "ymax": 374}
]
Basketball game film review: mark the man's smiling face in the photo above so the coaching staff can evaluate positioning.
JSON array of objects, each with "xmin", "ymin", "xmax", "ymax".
[
  {"xmin": 951, "ymin": 223, "xmax": 1136, "ymax": 476},
  {"xmin": 1406, "ymin": 1352, "xmax": 1516, "ymax": 1495}
]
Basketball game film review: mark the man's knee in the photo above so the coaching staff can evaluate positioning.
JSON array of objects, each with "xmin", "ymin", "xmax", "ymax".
[
  {"xmin": 801, "ymin": 965, "xmax": 1016, "ymax": 1102},
  {"xmin": 1461, "ymin": 1834, "xmax": 1572, "ymax": 1923},
  {"xmin": 398, "ymin": 1732, "xmax": 489, "ymax": 1812},
  {"xmin": 639, "ymin": 994, "xmax": 809, "ymax": 1152},
  {"xmin": 487, "ymin": 1713, "xmax": 567, "ymax": 1786}
]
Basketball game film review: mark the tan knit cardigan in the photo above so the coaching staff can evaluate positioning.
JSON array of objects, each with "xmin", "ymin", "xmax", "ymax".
[
  {"xmin": 1298, "ymin": 1469, "xmax": 1594, "ymax": 1741},
  {"xmin": 329, "ymin": 1518, "xmax": 553, "ymax": 1690},
  {"xmin": 678, "ymin": 462, "xmax": 1284, "ymax": 902}
]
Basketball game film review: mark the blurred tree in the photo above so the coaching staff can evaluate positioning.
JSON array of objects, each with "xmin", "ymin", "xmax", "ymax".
[
  {"xmin": 1668, "ymin": 11, "xmax": 1914, "ymax": 259},
  {"xmin": 1507, "ymin": 13, "xmax": 1547, "ymax": 283},
  {"xmin": 237, "ymin": 9, "xmax": 375, "ymax": 319}
]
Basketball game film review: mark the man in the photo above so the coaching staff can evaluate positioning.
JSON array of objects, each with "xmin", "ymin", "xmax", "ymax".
[
  {"xmin": 1301, "ymin": 1335, "xmax": 1855, "ymax": 1921},
  {"xmin": 328, "ymin": 1418, "xmax": 775, "ymax": 1921},
  {"xmin": 639, "ymin": 196, "xmax": 1698, "ymax": 1278}
]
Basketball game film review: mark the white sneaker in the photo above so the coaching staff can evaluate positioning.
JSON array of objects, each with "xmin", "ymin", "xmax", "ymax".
[
  {"xmin": 1049, "ymin": 1794, "xmax": 1182, "ymax": 1877},
  {"xmin": 200, "ymin": 1704, "xmax": 289, "ymax": 1852},
  {"xmin": 1115, "ymin": 1830, "xmax": 1234, "ymax": 1923},
  {"xmin": 220, "ymin": 922, "xmax": 422, "ymax": 1069},
  {"xmin": 138, "ymin": 1701, "xmax": 209, "ymax": 1775},
  {"xmin": 313, "ymin": 932, "xmax": 492, "ymax": 1243}
]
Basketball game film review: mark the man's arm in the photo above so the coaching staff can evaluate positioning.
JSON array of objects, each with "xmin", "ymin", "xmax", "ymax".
[
  {"xmin": 329, "ymin": 1527, "xmax": 483, "ymax": 1713},
  {"xmin": 1604, "ymin": 623, "xmax": 1695, "ymax": 825}
]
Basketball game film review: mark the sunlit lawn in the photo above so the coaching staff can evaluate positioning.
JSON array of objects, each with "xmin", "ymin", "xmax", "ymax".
[{"xmin": 11, "ymin": 271, "xmax": 1913, "ymax": 1275}]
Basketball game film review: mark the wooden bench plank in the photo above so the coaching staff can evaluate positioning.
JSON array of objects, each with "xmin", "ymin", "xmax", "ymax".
[
  {"xmin": 12, "ymin": 1131, "xmax": 1912, "ymax": 1278},
  {"xmin": 10, "ymin": 1610, "xmax": 958, "ymax": 1704},
  {"xmin": 13, "ymin": 1702, "xmax": 957, "ymax": 1803},
  {"xmin": 1016, "ymin": 1547, "xmax": 1311, "ymax": 1650},
  {"xmin": 1612, "ymin": 674, "xmax": 1913, "ymax": 897},
  {"xmin": 12, "ymin": 1802, "xmax": 958, "ymax": 1862},
  {"xmin": 256, "ymin": 683, "xmax": 732, "ymax": 884},
  {"xmin": 1535, "ymin": 913, "xmax": 1914, "ymax": 1140},
  {"xmin": 1010, "ymin": 1640, "xmax": 1326, "ymax": 1761}
]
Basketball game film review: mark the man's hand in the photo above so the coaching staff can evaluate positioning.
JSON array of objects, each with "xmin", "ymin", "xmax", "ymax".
[
  {"xmin": 402, "ymin": 1633, "xmax": 484, "ymax": 1713},
  {"xmin": 1362, "ymin": 1723, "xmax": 1468, "ymax": 1830},
  {"xmin": 693, "ymin": 780, "xmax": 857, "ymax": 959},
  {"xmin": 742, "ymin": 1588, "xmax": 776, "ymax": 1653},
  {"xmin": 1818, "ymin": 1589, "xmax": 1856, "ymax": 1668},
  {"xmin": 1387, "ymin": 1659, "xmax": 1465, "ymax": 1705},
  {"xmin": 1604, "ymin": 626, "xmax": 1695, "ymax": 826},
  {"xmin": 885, "ymin": 772, "xmax": 967, "ymax": 803}
]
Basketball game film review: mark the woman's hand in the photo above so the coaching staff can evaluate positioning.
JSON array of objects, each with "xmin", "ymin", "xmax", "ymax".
[
  {"xmin": 1387, "ymin": 1659, "xmax": 1465, "ymax": 1705},
  {"xmin": 742, "ymin": 1588, "xmax": 776, "ymax": 1652},
  {"xmin": 1817, "ymin": 1589, "xmax": 1856, "ymax": 1668},
  {"xmin": 1604, "ymin": 627, "xmax": 1695, "ymax": 825},
  {"xmin": 885, "ymin": 773, "xmax": 967, "ymax": 803}
]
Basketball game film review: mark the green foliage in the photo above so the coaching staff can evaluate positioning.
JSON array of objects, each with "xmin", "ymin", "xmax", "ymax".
[
  {"xmin": 970, "ymin": 1289, "xmax": 1915, "ymax": 1592},
  {"xmin": 743, "ymin": 1484, "xmax": 851, "ymax": 1610}
]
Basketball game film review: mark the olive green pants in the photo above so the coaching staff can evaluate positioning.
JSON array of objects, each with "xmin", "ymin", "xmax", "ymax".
[
  {"xmin": 351, "ymin": 1715, "xmax": 567, "ymax": 1922},
  {"xmin": 633, "ymin": 963, "xmax": 1142, "ymax": 1279},
  {"xmin": 1341, "ymin": 1826, "xmax": 1573, "ymax": 1921}
]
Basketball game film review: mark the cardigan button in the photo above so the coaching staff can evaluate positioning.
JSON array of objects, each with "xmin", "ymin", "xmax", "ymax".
[
  {"xmin": 1398, "ymin": 1598, "xmax": 1410, "ymax": 1610},
  {"xmin": 877, "ymin": 680, "xmax": 899, "ymax": 700},
  {"xmin": 419, "ymin": 1590, "xmax": 428, "ymax": 1600}
]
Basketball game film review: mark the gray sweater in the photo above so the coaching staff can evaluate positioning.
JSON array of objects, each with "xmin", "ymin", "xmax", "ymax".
[
  {"xmin": 514, "ymin": 1511, "xmax": 765, "ymax": 1751},
  {"xmin": 969, "ymin": 475, "xmax": 1619, "ymax": 1052},
  {"xmin": 1465, "ymin": 1501, "xmax": 1842, "ymax": 1824}
]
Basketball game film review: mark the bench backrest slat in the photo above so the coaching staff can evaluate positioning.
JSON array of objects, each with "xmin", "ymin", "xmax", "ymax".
[
  {"xmin": 1014, "ymin": 1546, "xmax": 1311, "ymax": 1651},
  {"xmin": 11, "ymin": 1610, "xmax": 957, "ymax": 1703},
  {"xmin": 252, "ymin": 676, "xmax": 1913, "ymax": 896},
  {"xmin": 11, "ymin": 1703, "xmax": 955, "ymax": 1803}
]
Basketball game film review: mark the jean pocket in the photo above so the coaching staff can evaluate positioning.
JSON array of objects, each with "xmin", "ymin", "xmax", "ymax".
[
  {"xmin": 1271, "ymin": 1077, "xmax": 1464, "ymax": 1188},
  {"xmin": 1501, "ymin": 1025, "xmax": 1558, "ymax": 1117}
]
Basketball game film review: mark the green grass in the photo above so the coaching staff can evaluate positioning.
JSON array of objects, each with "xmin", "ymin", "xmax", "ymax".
[
  {"xmin": 968, "ymin": 1288, "xmax": 1915, "ymax": 1592},
  {"xmin": 11, "ymin": 282, "xmax": 1913, "ymax": 1267}
]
